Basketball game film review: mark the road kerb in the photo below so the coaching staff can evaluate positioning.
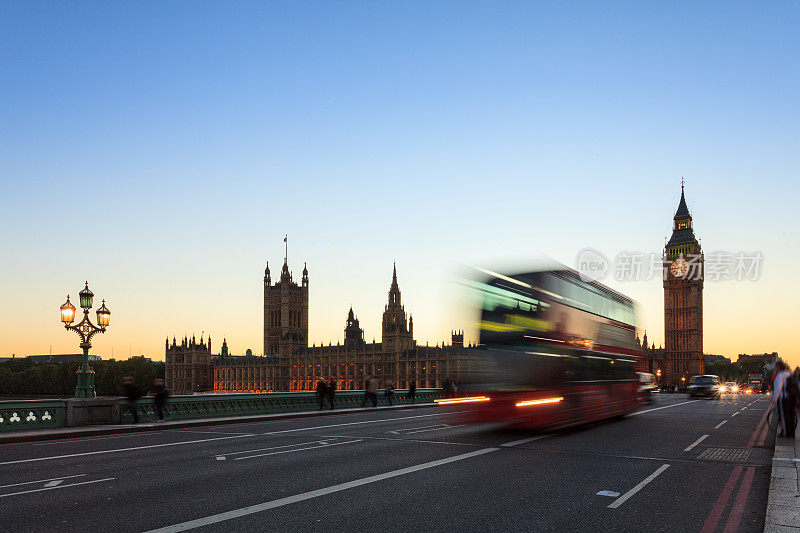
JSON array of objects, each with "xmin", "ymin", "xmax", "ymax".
[
  {"xmin": 0, "ymin": 403, "xmax": 437, "ymax": 445},
  {"xmin": 764, "ymin": 435, "xmax": 800, "ymax": 532}
]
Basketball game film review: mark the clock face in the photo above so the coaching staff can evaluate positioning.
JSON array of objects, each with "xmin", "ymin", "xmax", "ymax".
[{"xmin": 670, "ymin": 258, "xmax": 688, "ymax": 278}]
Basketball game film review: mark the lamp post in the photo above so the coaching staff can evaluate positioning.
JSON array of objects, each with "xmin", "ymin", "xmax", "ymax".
[{"xmin": 59, "ymin": 282, "xmax": 111, "ymax": 398}]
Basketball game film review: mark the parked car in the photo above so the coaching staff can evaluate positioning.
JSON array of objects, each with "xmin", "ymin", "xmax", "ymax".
[{"xmin": 688, "ymin": 375, "xmax": 721, "ymax": 399}]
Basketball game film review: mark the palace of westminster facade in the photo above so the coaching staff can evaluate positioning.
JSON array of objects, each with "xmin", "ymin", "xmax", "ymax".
[
  {"xmin": 165, "ymin": 261, "xmax": 476, "ymax": 395},
  {"xmin": 166, "ymin": 185, "xmax": 704, "ymax": 394}
]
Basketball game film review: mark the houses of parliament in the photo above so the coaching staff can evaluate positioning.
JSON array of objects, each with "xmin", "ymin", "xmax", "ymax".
[
  {"xmin": 165, "ymin": 261, "xmax": 475, "ymax": 395},
  {"xmin": 166, "ymin": 184, "xmax": 704, "ymax": 394}
]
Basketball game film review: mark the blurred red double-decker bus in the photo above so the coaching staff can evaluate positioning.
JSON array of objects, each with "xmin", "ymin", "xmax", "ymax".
[{"xmin": 444, "ymin": 266, "xmax": 641, "ymax": 429}]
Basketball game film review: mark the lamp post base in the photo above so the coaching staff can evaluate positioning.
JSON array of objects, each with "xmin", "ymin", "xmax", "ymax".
[{"xmin": 75, "ymin": 348, "xmax": 96, "ymax": 398}]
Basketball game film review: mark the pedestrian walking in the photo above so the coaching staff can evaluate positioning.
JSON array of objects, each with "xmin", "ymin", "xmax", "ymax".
[
  {"xmin": 362, "ymin": 375, "xmax": 378, "ymax": 407},
  {"xmin": 122, "ymin": 376, "xmax": 141, "ymax": 424},
  {"xmin": 408, "ymin": 380, "xmax": 417, "ymax": 404},
  {"xmin": 150, "ymin": 378, "xmax": 170, "ymax": 422},
  {"xmin": 443, "ymin": 377, "xmax": 454, "ymax": 398},
  {"xmin": 327, "ymin": 379, "xmax": 336, "ymax": 410},
  {"xmin": 794, "ymin": 367, "xmax": 800, "ymax": 414},
  {"xmin": 385, "ymin": 382, "xmax": 395, "ymax": 406},
  {"xmin": 315, "ymin": 377, "xmax": 327, "ymax": 410},
  {"xmin": 772, "ymin": 360, "xmax": 796, "ymax": 438}
]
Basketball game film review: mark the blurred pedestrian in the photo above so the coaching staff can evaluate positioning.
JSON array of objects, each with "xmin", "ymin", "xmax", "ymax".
[
  {"xmin": 385, "ymin": 382, "xmax": 395, "ymax": 406},
  {"xmin": 315, "ymin": 377, "xmax": 327, "ymax": 410},
  {"xmin": 456, "ymin": 380, "xmax": 463, "ymax": 397},
  {"xmin": 327, "ymin": 378, "xmax": 336, "ymax": 410},
  {"xmin": 122, "ymin": 376, "xmax": 141, "ymax": 424},
  {"xmin": 150, "ymin": 378, "xmax": 170, "ymax": 422},
  {"xmin": 408, "ymin": 381, "xmax": 417, "ymax": 404},
  {"xmin": 772, "ymin": 360, "xmax": 796, "ymax": 437},
  {"xmin": 794, "ymin": 367, "xmax": 800, "ymax": 413},
  {"xmin": 362, "ymin": 375, "xmax": 378, "ymax": 407},
  {"xmin": 442, "ymin": 377, "xmax": 453, "ymax": 399}
]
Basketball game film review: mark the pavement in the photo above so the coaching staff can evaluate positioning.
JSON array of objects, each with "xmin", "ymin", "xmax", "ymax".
[
  {"xmin": 0, "ymin": 394, "xmax": 775, "ymax": 532},
  {"xmin": 765, "ymin": 425, "xmax": 800, "ymax": 532}
]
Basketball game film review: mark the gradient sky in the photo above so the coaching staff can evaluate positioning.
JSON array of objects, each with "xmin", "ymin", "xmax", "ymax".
[{"xmin": 1, "ymin": 2, "xmax": 798, "ymax": 367}]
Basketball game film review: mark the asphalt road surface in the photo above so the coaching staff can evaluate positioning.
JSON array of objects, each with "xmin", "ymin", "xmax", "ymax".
[{"xmin": 0, "ymin": 394, "xmax": 774, "ymax": 532}]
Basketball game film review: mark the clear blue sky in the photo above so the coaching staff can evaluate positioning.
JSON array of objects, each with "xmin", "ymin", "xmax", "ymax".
[{"xmin": 1, "ymin": 2, "xmax": 798, "ymax": 364}]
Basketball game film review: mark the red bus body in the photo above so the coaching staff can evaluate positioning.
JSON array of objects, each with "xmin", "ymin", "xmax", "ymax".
[{"xmin": 453, "ymin": 267, "xmax": 641, "ymax": 430}]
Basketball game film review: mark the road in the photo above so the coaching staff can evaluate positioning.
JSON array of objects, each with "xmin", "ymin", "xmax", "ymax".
[{"xmin": 0, "ymin": 394, "xmax": 774, "ymax": 532}]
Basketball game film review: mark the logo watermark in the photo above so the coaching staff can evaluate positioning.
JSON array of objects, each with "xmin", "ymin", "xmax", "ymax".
[{"xmin": 575, "ymin": 249, "xmax": 763, "ymax": 282}]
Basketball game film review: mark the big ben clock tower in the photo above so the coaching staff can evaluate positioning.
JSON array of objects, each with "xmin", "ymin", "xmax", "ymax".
[{"xmin": 664, "ymin": 182, "xmax": 704, "ymax": 384}]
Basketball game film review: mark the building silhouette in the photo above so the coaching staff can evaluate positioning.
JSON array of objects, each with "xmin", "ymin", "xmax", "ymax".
[
  {"xmin": 166, "ymin": 259, "xmax": 475, "ymax": 394},
  {"xmin": 663, "ymin": 183, "xmax": 704, "ymax": 384}
]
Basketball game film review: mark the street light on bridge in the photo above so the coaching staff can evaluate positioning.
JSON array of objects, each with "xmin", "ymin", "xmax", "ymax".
[{"xmin": 60, "ymin": 282, "xmax": 111, "ymax": 398}]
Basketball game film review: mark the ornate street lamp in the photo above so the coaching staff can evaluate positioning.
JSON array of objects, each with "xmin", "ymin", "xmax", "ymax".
[{"xmin": 60, "ymin": 282, "xmax": 111, "ymax": 398}]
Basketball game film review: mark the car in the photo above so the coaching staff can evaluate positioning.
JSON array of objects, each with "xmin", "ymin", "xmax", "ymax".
[
  {"xmin": 722, "ymin": 382, "xmax": 739, "ymax": 394},
  {"xmin": 637, "ymin": 372, "xmax": 657, "ymax": 403},
  {"xmin": 688, "ymin": 375, "xmax": 721, "ymax": 399}
]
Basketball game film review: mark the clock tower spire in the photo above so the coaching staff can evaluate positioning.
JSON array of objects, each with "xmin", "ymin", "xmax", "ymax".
[{"xmin": 663, "ymin": 182, "xmax": 704, "ymax": 385}]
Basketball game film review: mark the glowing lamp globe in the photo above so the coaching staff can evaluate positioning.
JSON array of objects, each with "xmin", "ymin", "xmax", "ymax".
[
  {"xmin": 60, "ymin": 296, "xmax": 76, "ymax": 324},
  {"xmin": 96, "ymin": 300, "xmax": 111, "ymax": 327},
  {"xmin": 79, "ymin": 281, "xmax": 94, "ymax": 309}
]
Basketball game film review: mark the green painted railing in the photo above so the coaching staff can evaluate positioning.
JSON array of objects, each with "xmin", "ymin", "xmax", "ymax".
[
  {"xmin": 0, "ymin": 389, "xmax": 444, "ymax": 431},
  {"xmin": 122, "ymin": 389, "xmax": 444, "ymax": 423},
  {"xmin": 0, "ymin": 399, "xmax": 65, "ymax": 432}
]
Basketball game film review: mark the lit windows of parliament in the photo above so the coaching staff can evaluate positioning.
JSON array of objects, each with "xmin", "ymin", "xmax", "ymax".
[{"xmin": 166, "ymin": 259, "xmax": 473, "ymax": 394}]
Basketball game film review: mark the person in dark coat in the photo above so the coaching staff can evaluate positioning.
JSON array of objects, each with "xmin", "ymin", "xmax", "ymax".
[
  {"xmin": 408, "ymin": 381, "xmax": 417, "ymax": 404},
  {"xmin": 122, "ymin": 376, "xmax": 141, "ymax": 424},
  {"xmin": 150, "ymin": 379, "xmax": 170, "ymax": 422},
  {"xmin": 327, "ymin": 379, "xmax": 336, "ymax": 410},
  {"xmin": 385, "ymin": 382, "xmax": 395, "ymax": 406},
  {"xmin": 442, "ymin": 378, "xmax": 454, "ymax": 398},
  {"xmin": 315, "ymin": 377, "xmax": 327, "ymax": 410}
]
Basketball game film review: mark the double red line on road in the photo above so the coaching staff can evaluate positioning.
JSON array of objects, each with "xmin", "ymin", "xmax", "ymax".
[
  {"xmin": 701, "ymin": 402, "xmax": 767, "ymax": 532},
  {"xmin": 746, "ymin": 406, "xmax": 771, "ymax": 448},
  {"xmin": 700, "ymin": 466, "xmax": 757, "ymax": 533}
]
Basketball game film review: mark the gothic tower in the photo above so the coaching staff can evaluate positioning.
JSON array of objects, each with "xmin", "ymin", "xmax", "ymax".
[
  {"xmin": 381, "ymin": 263, "xmax": 414, "ymax": 353},
  {"xmin": 263, "ymin": 257, "xmax": 309, "ymax": 358},
  {"xmin": 344, "ymin": 306, "xmax": 365, "ymax": 350},
  {"xmin": 663, "ymin": 183, "xmax": 704, "ymax": 384}
]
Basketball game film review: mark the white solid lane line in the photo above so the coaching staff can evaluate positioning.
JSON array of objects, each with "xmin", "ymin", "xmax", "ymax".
[
  {"xmin": 629, "ymin": 400, "xmax": 699, "ymax": 417},
  {"xmin": 684, "ymin": 434, "xmax": 709, "ymax": 452},
  {"xmin": 0, "ymin": 478, "xmax": 115, "ymax": 499},
  {"xmin": 234, "ymin": 440, "xmax": 363, "ymax": 460},
  {"xmin": 145, "ymin": 447, "xmax": 499, "ymax": 533},
  {"xmin": 607, "ymin": 464, "xmax": 670, "ymax": 509},
  {"xmin": 0, "ymin": 434, "xmax": 254, "ymax": 466},
  {"xmin": 501, "ymin": 435, "xmax": 548, "ymax": 447},
  {"xmin": 714, "ymin": 420, "xmax": 728, "ymax": 429},
  {"xmin": 0, "ymin": 474, "xmax": 87, "ymax": 489},
  {"xmin": 261, "ymin": 412, "xmax": 460, "ymax": 435}
]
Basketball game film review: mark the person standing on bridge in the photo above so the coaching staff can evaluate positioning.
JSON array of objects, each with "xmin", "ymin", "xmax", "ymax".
[
  {"xmin": 315, "ymin": 377, "xmax": 327, "ymax": 410},
  {"xmin": 384, "ymin": 381, "xmax": 395, "ymax": 406},
  {"xmin": 326, "ymin": 378, "xmax": 336, "ymax": 410},
  {"xmin": 408, "ymin": 381, "xmax": 417, "ymax": 404}
]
